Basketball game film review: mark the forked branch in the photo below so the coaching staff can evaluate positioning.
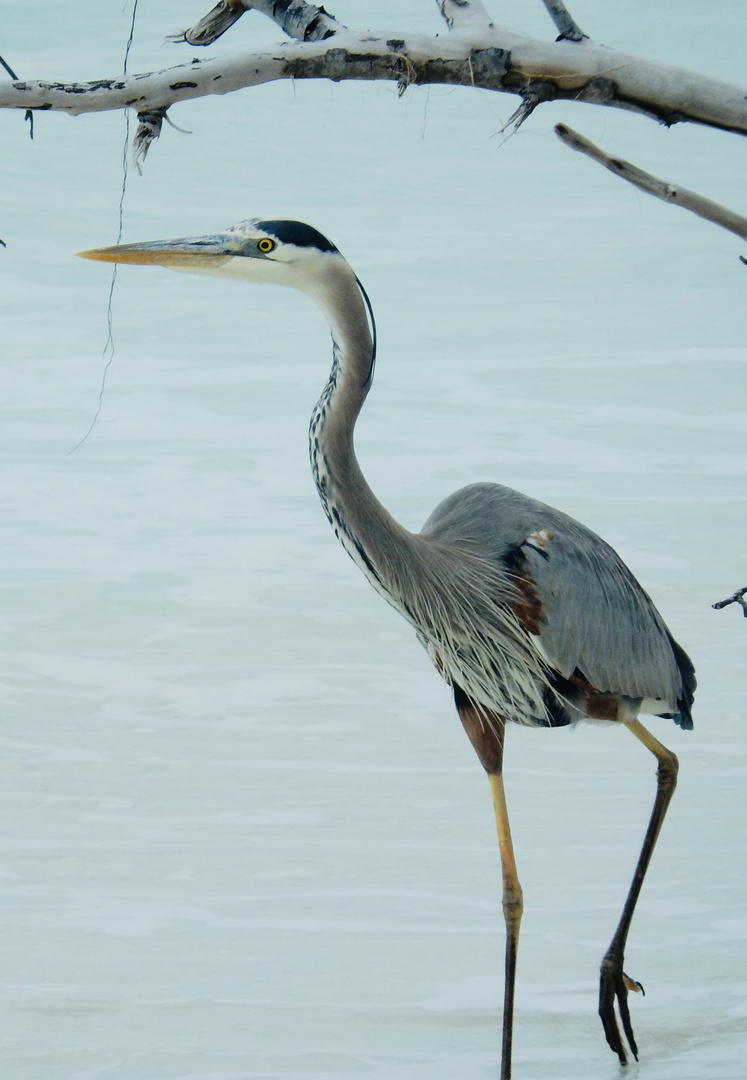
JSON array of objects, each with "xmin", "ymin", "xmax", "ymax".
[{"xmin": 713, "ymin": 588, "xmax": 747, "ymax": 616}]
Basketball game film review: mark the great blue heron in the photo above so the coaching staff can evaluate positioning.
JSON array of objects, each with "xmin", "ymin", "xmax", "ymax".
[{"xmin": 79, "ymin": 220, "xmax": 695, "ymax": 1080}]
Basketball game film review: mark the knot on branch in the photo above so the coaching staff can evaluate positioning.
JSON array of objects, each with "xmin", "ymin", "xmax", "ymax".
[{"xmin": 505, "ymin": 80, "xmax": 558, "ymax": 129}]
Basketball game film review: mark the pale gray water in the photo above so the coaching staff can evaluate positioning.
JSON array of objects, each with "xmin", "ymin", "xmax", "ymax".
[{"xmin": 1, "ymin": 2, "xmax": 747, "ymax": 1078}]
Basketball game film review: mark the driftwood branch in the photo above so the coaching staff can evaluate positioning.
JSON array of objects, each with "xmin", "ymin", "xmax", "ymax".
[
  {"xmin": 555, "ymin": 123, "xmax": 747, "ymax": 242},
  {"xmin": 713, "ymin": 588, "xmax": 747, "ymax": 616},
  {"xmin": 2, "ymin": 2, "xmax": 747, "ymax": 176},
  {"xmin": 3, "ymin": 28, "xmax": 747, "ymax": 136},
  {"xmin": 540, "ymin": 1, "xmax": 588, "ymax": 42}
]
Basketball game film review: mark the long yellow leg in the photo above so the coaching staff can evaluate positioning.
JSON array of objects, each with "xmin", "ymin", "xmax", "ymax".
[
  {"xmin": 489, "ymin": 770, "xmax": 523, "ymax": 1080},
  {"xmin": 598, "ymin": 718, "xmax": 679, "ymax": 1064},
  {"xmin": 457, "ymin": 700, "xmax": 520, "ymax": 1080}
]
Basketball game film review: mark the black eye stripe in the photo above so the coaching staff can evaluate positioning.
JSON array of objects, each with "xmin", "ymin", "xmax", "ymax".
[{"xmin": 256, "ymin": 220, "xmax": 338, "ymax": 253}]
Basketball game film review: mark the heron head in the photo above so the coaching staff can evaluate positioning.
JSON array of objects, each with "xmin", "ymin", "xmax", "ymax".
[
  {"xmin": 78, "ymin": 217, "xmax": 375, "ymax": 367},
  {"xmin": 77, "ymin": 218, "xmax": 345, "ymax": 297}
]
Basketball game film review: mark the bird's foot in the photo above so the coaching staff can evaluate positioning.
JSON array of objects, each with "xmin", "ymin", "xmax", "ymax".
[{"xmin": 599, "ymin": 954, "xmax": 640, "ymax": 1065}]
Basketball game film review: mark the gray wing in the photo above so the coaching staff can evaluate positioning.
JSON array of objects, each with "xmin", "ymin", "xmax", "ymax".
[{"xmin": 421, "ymin": 482, "xmax": 695, "ymax": 725}]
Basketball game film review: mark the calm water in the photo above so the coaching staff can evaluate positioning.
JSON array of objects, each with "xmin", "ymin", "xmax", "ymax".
[{"xmin": 2, "ymin": 3, "xmax": 747, "ymax": 1077}]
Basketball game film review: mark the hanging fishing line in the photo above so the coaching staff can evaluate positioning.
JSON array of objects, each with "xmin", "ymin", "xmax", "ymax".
[{"xmin": 69, "ymin": 0, "xmax": 139, "ymax": 454}]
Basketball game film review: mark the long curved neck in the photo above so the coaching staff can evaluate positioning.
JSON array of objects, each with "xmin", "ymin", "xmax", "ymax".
[
  {"xmin": 307, "ymin": 260, "xmax": 414, "ymax": 601},
  {"xmin": 303, "ymin": 256, "xmax": 549, "ymax": 724}
]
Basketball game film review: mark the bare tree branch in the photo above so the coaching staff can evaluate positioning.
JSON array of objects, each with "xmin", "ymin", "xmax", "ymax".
[
  {"xmin": 713, "ymin": 587, "xmax": 747, "ymax": 616},
  {"xmin": 540, "ymin": 1, "xmax": 587, "ymax": 42},
  {"xmin": 555, "ymin": 123, "xmax": 747, "ymax": 242},
  {"xmin": 2, "ymin": 14, "xmax": 747, "ymax": 171}
]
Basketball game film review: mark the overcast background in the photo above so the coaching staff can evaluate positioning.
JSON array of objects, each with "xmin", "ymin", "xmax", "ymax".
[{"xmin": 1, "ymin": 2, "xmax": 746, "ymax": 1078}]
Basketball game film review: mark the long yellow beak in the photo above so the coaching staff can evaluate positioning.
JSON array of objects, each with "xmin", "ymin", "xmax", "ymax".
[{"xmin": 76, "ymin": 235, "xmax": 234, "ymax": 267}]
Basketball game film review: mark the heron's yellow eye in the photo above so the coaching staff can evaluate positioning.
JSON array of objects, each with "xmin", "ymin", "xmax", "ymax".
[{"xmin": 257, "ymin": 237, "xmax": 276, "ymax": 254}]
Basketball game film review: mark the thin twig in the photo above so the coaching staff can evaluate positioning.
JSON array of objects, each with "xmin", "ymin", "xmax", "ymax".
[
  {"xmin": 0, "ymin": 54, "xmax": 18, "ymax": 78},
  {"xmin": 712, "ymin": 588, "xmax": 747, "ymax": 616},
  {"xmin": 540, "ymin": 0, "xmax": 587, "ymax": 42},
  {"xmin": 556, "ymin": 123, "xmax": 747, "ymax": 242},
  {"xmin": 0, "ymin": 52, "xmax": 34, "ymax": 136}
]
